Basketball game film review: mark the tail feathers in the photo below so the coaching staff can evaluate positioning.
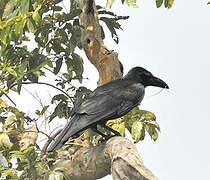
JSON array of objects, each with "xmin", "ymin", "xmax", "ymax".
[{"xmin": 47, "ymin": 116, "xmax": 79, "ymax": 152}]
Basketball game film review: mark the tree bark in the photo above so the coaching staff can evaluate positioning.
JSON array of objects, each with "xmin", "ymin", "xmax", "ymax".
[
  {"xmin": 51, "ymin": 137, "xmax": 158, "ymax": 180},
  {"xmin": 78, "ymin": 0, "xmax": 123, "ymax": 85},
  {"xmin": 48, "ymin": 1, "xmax": 159, "ymax": 180}
]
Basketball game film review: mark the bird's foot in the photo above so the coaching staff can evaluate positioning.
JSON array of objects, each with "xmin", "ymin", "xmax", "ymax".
[{"xmin": 98, "ymin": 134, "xmax": 120, "ymax": 143}]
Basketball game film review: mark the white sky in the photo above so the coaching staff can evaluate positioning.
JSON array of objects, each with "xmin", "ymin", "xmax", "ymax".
[
  {"xmin": 6, "ymin": 0, "xmax": 210, "ymax": 179},
  {"xmin": 101, "ymin": 0, "xmax": 210, "ymax": 179}
]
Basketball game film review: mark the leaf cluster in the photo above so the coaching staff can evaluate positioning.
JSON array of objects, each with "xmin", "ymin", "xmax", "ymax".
[
  {"xmin": 98, "ymin": 6, "xmax": 129, "ymax": 44},
  {"xmin": 156, "ymin": 0, "xmax": 174, "ymax": 8},
  {"xmin": 107, "ymin": 107, "xmax": 160, "ymax": 143}
]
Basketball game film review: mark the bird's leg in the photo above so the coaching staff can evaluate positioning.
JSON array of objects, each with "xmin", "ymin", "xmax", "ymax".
[
  {"xmin": 99, "ymin": 123, "xmax": 121, "ymax": 136},
  {"xmin": 91, "ymin": 125, "xmax": 107, "ymax": 138}
]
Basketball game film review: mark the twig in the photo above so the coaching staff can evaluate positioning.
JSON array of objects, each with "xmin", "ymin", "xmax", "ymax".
[
  {"xmin": 41, "ymin": 129, "xmax": 62, "ymax": 154},
  {"xmin": 3, "ymin": 93, "xmax": 16, "ymax": 106},
  {"xmin": 0, "ymin": 89, "xmax": 16, "ymax": 106},
  {"xmin": 21, "ymin": 82, "xmax": 72, "ymax": 99}
]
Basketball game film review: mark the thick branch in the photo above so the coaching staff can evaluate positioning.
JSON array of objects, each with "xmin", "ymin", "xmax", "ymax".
[
  {"xmin": 78, "ymin": 0, "xmax": 123, "ymax": 85},
  {"xmin": 51, "ymin": 137, "xmax": 158, "ymax": 180}
]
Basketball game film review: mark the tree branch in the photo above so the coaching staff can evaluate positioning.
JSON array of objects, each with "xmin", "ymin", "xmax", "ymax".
[
  {"xmin": 20, "ymin": 82, "xmax": 72, "ymax": 100},
  {"xmin": 78, "ymin": 0, "xmax": 123, "ymax": 85},
  {"xmin": 51, "ymin": 137, "xmax": 158, "ymax": 180}
]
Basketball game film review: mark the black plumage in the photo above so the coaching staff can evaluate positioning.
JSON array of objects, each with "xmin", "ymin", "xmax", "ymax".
[{"xmin": 48, "ymin": 67, "xmax": 169, "ymax": 151}]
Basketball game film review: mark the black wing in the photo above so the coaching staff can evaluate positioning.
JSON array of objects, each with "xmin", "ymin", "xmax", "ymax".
[{"xmin": 48, "ymin": 79, "xmax": 145, "ymax": 151}]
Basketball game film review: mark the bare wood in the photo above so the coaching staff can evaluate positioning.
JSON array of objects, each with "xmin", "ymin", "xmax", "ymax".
[
  {"xmin": 78, "ymin": 0, "xmax": 123, "ymax": 85},
  {"xmin": 106, "ymin": 137, "xmax": 159, "ymax": 180},
  {"xmin": 51, "ymin": 137, "xmax": 158, "ymax": 180}
]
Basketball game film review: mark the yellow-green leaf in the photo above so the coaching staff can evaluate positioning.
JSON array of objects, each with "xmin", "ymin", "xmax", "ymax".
[
  {"xmin": 145, "ymin": 125, "xmax": 159, "ymax": 141},
  {"xmin": 2, "ymin": 0, "xmax": 17, "ymax": 19},
  {"xmin": 15, "ymin": 18, "xmax": 27, "ymax": 35},
  {"xmin": 125, "ymin": 0, "xmax": 139, "ymax": 8},
  {"xmin": 111, "ymin": 122, "xmax": 125, "ymax": 136},
  {"xmin": 3, "ymin": 115, "xmax": 15, "ymax": 129},
  {"xmin": 106, "ymin": 0, "xmax": 116, "ymax": 8},
  {"xmin": 131, "ymin": 121, "xmax": 143, "ymax": 143},
  {"xmin": 26, "ymin": 18, "xmax": 36, "ymax": 33},
  {"xmin": 156, "ymin": 0, "xmax": 164, "ymax": 8},
  {"xmin": 0, "ymin": 25, "xmax": 11, "ymax": 45},
  {"xmin": 2, "ymin": 169, "xmax": 18, "ymax": 179},
  {"xmin": 32, "ymin": 10, "xmax": 42, "ymax": 23},
  {"xmin": 40, "ymin": 105, "xmax": 49, "ymax": 115},
  {"xmin": 164, "ymin": 0, "xmax": 174, "ymax": 9},
  {"xmin": 0, "ymin": 132, "xmax": 13, "ymax": 148},
  {"xmin": 151, "ymin": 129, "xmax": 158, "ymax": 141},
  {"xmin": 146, "ymin": 120, "xmax": 161, "ymax": 131}
]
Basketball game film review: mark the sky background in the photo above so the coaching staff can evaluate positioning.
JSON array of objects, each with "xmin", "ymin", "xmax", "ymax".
[
  {"xmin": 7, "ymin": 0, "xmax": 210, "ymax": 179},
  {"xmin": 100, "ymin": 0, "xmax": 210, "ymax": 179}
]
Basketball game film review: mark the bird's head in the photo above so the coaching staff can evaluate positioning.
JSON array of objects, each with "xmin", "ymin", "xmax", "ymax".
[{"xmin": 124, "ymin": 67, "xmax": 169, "ymax": 89}]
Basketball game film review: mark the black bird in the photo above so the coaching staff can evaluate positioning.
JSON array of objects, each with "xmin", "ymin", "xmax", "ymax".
[{"xmin": 48, "ymin": 67, "xmax": 169, "ymax": 151}]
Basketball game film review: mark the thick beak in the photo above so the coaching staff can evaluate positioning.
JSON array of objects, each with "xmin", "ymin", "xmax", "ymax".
[{"xmin": 148, "ymin": 76, "xmax": 169, "ymax": 89}]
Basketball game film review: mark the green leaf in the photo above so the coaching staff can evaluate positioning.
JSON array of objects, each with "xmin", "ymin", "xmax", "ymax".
[
  {"xmin": 40, "ymin": 105, "xmax": 49, "ymax": 115},
  {"xmin": 0, "ymin": 25, "xmax": 11, "ymax": 45},
  {"xmin": 0, "ymin": 133, "xmax": 13, "ymax": 148},
  {"xmin": 52, "ymin": 6, "xmax": 63, "ymax": 11},
  {"xmin": 0, "ymin": 154, "xmax": 8, "ymax": 168},
  {"xmin": 32, "ymin": 10, "xmax": 42, "ymax": 23},
  {"xmin": 2, "ymin": 169, "xmax": 18, "ymax": 179},
  {"xmin": 208, "ymin": 1, "xmax": 210, "ymax": 5},
  {"xmin": 26, "ymin": 18, "xmax": 36, "ymax": 33},
  {"xmin": 23, "ymin": 145, "xmax": 36, "ymax": 160},
  {"xmin": 164, "ymin": 0, "xmax": 174, "ymax": 8},
  {"xmin": 5, "ymin": 66, "xmax": 17, "ymax": 77},
  {"xmin": 51, "ymin": 40, "xmax": 65, "ymax": 54},
  {"xmin": 3, "ymin": 115, "xmax": 15, "ymax": 129},
  {"xmin": 100, "ymin": 17, "xmax": 121, "ymax": 44},
  {"xmin": 110, "ymin": 122, "xmax": 125, "ymax": 136},
  {"xmin": 125, "ymin": 0, "xmax": 139, "ymax": 8},
  {"xmin": 65, "ymin": 9, "xmax": 82, "ymax": 21},
  {"xmin": 156, "ymin": 0, "xmax": 164, "ymax": 8},
  {"xmin": 73, "ymin": 86, "xmax": 92, "ymax": 107},
  {"xmin": 54, "ymin": 58, "xmax": 63, "ymax": 75},
  {"xmin": 15, "ymin": 18, "xmax": 27, "ymax": 35},
  {"xmin": 49, "ymin": 101, "xmax": 71, "ymax": 122},
  {"xmin": 19, "ymin": 0, "xmax": 30, "ymax": 15},
  {"xmin": 72, "ymin": 53, "xmax": 84, "ymax": 82},
  {"xmin": 146, "ymin": 120, "xmax": 160, "ymax": 132},
  {"xmin": 17, "ymin": 78, "xmax": 22, "ymax": 94},
  {"xmin": 100, "ymin": 25, "xmax": 105, "ymax": 40},
  {"xmin": 151, "ymin": 129, "xmax": 158, "ymax": 141},
  {"xmin": 2, "ymin": 0, "xmax": 17, "ymax": 19},
  {"xmin": 131, "ymin": 121, "xmax": 144, "ymax": 143},
  {"xmin": 106, "ymin": 0, "xmax": 116, "ymax": 8},
  {"xmin": 51, "ymin": 94, "xmax": 68, "ymax": 103},
  {"xmin": 146, "ymin": 125, "xmax": 159, "ymax": 141}
]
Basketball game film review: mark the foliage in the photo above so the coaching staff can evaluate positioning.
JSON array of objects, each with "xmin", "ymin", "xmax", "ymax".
[
  {"xmin": 106, "ymin": 0, "xmax": 174, "ymax": 8},
  {"xmin": 156, "ymin": 0, "xmax": 174, "ymax": 8},
  {"xmin": 107, "ymin": 107, "xmax": 160, "ymax": 143},
  {"xmin": 0, "ymin": 0, "xmax": 173, "ymax": 179}
]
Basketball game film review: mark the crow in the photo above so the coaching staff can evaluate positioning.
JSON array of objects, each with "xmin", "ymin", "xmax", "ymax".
[{"xmin": 48, "ymin": 67, "xmax": 169, "ymax": 151}]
